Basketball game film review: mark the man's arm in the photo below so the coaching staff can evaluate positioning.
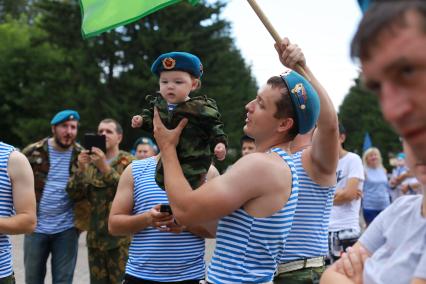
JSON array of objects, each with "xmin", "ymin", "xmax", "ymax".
[
  {"xmin": 276, "ymin": 38, "xmax": 339, "ymax": 185},
  {"xmin": 334, "ymin": 178, "xmax": 363, "ymax": 205},
  {"xmin": 153, "ymin": 109, "xmax": 291, "ymax": 226},
  {"xmin": 0, "ymin": 151, "xmax": 36, "ymax": 234}
]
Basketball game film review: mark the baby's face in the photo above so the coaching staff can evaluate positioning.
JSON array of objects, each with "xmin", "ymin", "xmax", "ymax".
[{"xmin": 159, "ymin": 71, "xmax": 196, "ymax": 104}]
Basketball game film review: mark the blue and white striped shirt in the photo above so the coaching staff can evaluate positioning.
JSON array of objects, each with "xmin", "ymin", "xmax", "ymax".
[
  {"xmin": 0, "ymin": 142, "xmax": 15, "ymax": 278},
  {"xmin": 280, "ymin": 150, "xmax": 335, "ymax": 262},
  {"xmin": 207, "ymin": 148, "xmax": 299, "ymax": 283},
  {"xmin": 126, "ymin": 158, "xmax": 205, "ymax": 281},
  {"xmin": 35, "ymin": 142, "xmax": 74, "ymax": 234}
]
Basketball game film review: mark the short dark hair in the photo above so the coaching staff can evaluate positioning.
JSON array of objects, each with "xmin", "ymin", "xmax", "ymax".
[
  {"xmin": 100, "ymin": 118, "xmax": 123, "ymax": 134},
  {"xmin": 267, "ymin": 76, "xmax": 298, "ymax": 141},
  {"xmin": 351, "ymin": 0, "xmax": 426, "ymax": 60},
  {"xmin": 240, "ymin": 135, "xmax": 255, "ymax": 146},
  {"xmin": 338, "ymin": 122, "xmax": 346, "ymax": 135}
]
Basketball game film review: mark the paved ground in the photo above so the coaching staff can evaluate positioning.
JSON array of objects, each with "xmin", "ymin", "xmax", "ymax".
[{"xmin": 11, "ymin": 233, "xmax": 216, "ymax": 283}]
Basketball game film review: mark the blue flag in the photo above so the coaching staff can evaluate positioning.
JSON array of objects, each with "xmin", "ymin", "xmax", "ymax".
[
  {"xmin": 363, "ymin": 132, "xmax": 373, "ymax": 152},
  {"xmin": 357, "ymin": 0, "xmax": 372, "ymax": 13}
]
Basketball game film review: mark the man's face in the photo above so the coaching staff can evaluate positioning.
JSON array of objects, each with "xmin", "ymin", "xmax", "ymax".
[
  {"xmin": 51, "ymin": 120, "xmax": 78, "ymax": 149},
  {"xmin": 362, "ymin": 11, "xmax": 426, "ymax": 161},
  {"xmin": 98, "ymin": 122, "xmax": 122, "ymax": 152},
  {"xmin": 244, "ymin": 84, "xmax": 283, "ymax": 141},
  {"xmin": 135, "ymin": 144, "xmax": 155, "ymax": 159},
  {"xmin": 159, "ymin": 71, "xmax": 196, "ymax": 104},
  {"xmin": 241, "ymin": 141, "xmax": 256, "ymax": 156}
]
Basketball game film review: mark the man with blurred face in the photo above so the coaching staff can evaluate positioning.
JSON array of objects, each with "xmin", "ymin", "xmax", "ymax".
[
  {"xmin": 68, "ymin": 118, "xmax": 134, "ymax": 284},
  {"xmin": 133, "ymin": 137, "xmax": 157, "ymax": 160},
  {"xmin": 351, "ymin": 1, "xmax": 426, "ymax": 162},
  {"xmin": 22, "ymin": 110, "xmax": 88, "ymax": 284}
]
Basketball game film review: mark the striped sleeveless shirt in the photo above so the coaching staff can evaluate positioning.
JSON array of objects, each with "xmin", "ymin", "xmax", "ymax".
[
  {"xmin": 207, "ymin": 148, "xmax": 299, "ymax": 283},
  {"xmin": 280, "ymin": 150, "xmax": 335, "ymax": 262},
  {"xmin": 0, "ymin": 142, "xmax": 15, "ymax": 278},
  {"xmin": 126, "ymin": 157, "xmax": 205, "ymax": 282}
]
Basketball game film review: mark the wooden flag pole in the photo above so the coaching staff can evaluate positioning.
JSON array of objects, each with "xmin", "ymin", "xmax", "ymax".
[{"xmin": 246, "ymin": 0, "xmax": 310, "ymax": 81}]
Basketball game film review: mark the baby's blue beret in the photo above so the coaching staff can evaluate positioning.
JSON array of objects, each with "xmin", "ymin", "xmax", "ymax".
[
  {"xmin": 50, "ymin": 110, "xmax": 80, "ymax": 125},
  {"xmin": 280, "ymin": 70, "xmax": 320, "ymax": 134},
  {"xmin": 151, "ymin": 51, "xmax": 203, "ymax": 78}
]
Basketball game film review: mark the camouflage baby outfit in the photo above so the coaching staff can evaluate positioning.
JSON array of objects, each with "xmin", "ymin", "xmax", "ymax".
[{"xmin": 139, "ymin": 94, "xmax": 227, "ymax": 190}]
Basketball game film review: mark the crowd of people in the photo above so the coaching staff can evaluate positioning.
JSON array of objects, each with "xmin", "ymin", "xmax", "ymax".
[{"xmin": 0, "ymin": 1, "xmax": 425, "ymax": 284}]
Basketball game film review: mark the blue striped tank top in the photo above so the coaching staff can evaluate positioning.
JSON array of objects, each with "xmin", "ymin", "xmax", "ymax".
[
  {"xmin": 207, "ymin": 148, "xmax": 299, "ymax": 283},
  {"xmin": 280, "ymin": 150, "xmax": 335, "ymax": 262},
  {"xmin": 36, "ymin": 142, "xmax": 74, "ymax": 234},
  {"xmin": 126, "ymin": 157, "xmax": 206, "ymax": 281},
  {"xmin": 0, "ymin": 142, "xmax": 15, "ymax": 278}
]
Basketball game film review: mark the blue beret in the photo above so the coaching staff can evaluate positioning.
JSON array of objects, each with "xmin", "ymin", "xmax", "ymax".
[
  {"xmin": 50, "ymin": 110, "xmax": 80, "ymax": 125},
  {"xmin": 151, "ymin": 51, "xmax": 203, "ymax": 78},
  {"xmin": 397, "ymin": 152, "xmax": 406, "ymax": 160},
  {"xmin": 132, "ymin": 137, "xmax": 158, "ymax": 155},
  {"xmin": 280, "ymin": 70, "xmax": 320, "ymax": 134}
]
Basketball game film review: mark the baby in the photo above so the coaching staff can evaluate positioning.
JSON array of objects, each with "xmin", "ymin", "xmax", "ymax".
[{"xmin": 132, "ymin": 51, "xmax": 227, "ymax": 190}]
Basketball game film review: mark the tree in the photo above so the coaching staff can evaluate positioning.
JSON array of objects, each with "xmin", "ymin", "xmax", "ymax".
[
  {"xmin": 0, "ymin": 0, "xmax": 257, "ymax": 171},
  {"xmin": 338, "ymin": 76, "xmax": 401, "ymax": 168}
]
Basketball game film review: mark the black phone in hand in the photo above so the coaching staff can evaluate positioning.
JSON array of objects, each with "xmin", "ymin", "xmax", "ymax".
[
  {"xmin": 160, "ymin": 204, "xmax": 172, "ymax": 214},
  {"xmin": 83, "ymin": 133, "xmax": 106, "ymax": 153}
]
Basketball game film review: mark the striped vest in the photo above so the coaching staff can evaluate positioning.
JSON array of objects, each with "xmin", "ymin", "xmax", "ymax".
[
  {"xmin": 280, "ymin": 150, "xmax": 335, "ymax": 262},
  {"xmin": 0, "ymin": 142, "xmax": 15, "ymax": 278},
  {"xmin": 207, "ymin": 148, "xmax": 299, "ymax": 283},
  {"xmin": 126, "ymin": 158, "xmax": 205, "ymax": 281}
]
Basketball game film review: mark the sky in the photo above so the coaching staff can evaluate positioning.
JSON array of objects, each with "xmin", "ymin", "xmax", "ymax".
[{"xmin": 216, "ymin": 0, "xmax": 363, "ymax": 110}]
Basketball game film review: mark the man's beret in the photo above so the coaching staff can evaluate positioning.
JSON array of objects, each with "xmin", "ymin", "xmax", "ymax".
[
  {"xmin": 50, "ymin": 110, "xmax": 80, "ymax": 125},
  {"xmin": 151, "ymin": 51, "xmax": 203, "ymax": 78},
  {"xmin": 280, "ymin": 70, "xmax": 320, "ymax": 134}
]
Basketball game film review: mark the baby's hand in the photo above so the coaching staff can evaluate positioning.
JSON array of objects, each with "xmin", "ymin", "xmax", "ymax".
[
  {"xmin": 214, "ymin": 142, "xmax": 226, "ymax": 161},
  {"xmin": 131, "ymin": 115, "xmax": 143, "ymax": 128}
]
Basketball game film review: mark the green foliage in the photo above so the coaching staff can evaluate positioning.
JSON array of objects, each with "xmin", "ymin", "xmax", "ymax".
[
  {"xmin": 0, "ymin": 0, "xmax": 257, "ymax": 170},
  {"xmin": 338, "ymin": 76, "xmax": 401, "ymax": 168}
]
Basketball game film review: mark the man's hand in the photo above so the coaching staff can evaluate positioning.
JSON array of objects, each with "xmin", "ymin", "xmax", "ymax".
[
  {"xmin": 214, "ymin": 142, "xmax": 227, "ymax": 161},
  {"xmin": 131, "ymin": 115, "xmax": 143, "ymax": 128},
  {"xmin": 153, "ymin": 107, "xmax": 188, "ymax": 152},
  {"xmin": 90, "ymin": 147, "xmax": 111, "ymax": 173},
  {"xmin": 77, "ymin": 150, "xmax": 91, "ymax": 172},
  {"xmin": 150, "ymin": 205, "xmax": 185, "ymax": 233},
  {"xmin": 333, "ymin": 246, "xmax": 370, "ymax": 284},
  {"xmin": 274, "ymin": 37, "xmax": 306, "ymax": 70}
]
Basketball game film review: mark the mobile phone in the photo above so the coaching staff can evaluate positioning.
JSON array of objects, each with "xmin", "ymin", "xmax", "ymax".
[
  {"xmin": 160, "ymin": 204, "xmax": 173, "ymax": 214},
  {"xmin": 83, "ymin": 133, "xmax": 106, "ymax": 153}
]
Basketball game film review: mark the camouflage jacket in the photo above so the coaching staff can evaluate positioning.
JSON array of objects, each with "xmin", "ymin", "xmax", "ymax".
[
  {"xmin": 140, "ymin": 94, "xmax": 227, "ymax": 170},
  {"xmin": 21, "ymin": 137, "xmax": 90, "ymax": 231},
  {"xmin": 67, "ymin": 150, "xmax": 134, "ymax": 250}
]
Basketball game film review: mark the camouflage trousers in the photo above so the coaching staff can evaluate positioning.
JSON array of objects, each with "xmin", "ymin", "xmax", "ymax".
[
  {"xmin": 273, "ymin": 266, "xmax": 325, "ymax": 284},
  {"xmin": 88, "ymin": 245, "xmax": 128, "ymax": 284},
  {"xmin": 0, "ymin": 274, "xmax": 15, "ymax": 284}
]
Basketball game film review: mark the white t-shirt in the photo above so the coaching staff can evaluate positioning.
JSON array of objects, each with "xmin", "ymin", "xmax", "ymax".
[
  {"xmin": 329, "ymin": 152, "xmax": 364, "ymax": 232},
  {"xmin": 361, "ymin": 195, "xmax": 426, "ymax": 283}
]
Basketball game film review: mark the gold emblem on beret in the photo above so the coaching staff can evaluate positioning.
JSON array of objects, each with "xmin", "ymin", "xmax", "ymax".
[
  {"xmin": 162, "ymin": 57, "xmax": 176, "ymax": 70},
  {"xmin": 291, "ymin": 83, "xmax": 308, "ymax": 110}
]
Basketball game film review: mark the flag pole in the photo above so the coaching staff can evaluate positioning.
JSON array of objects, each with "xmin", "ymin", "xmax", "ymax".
[{"xmin": 246, "ymin": 0, "xmax": 310, "ymax": 81}]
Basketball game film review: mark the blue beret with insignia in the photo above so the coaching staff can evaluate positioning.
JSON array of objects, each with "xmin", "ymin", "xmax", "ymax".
[
  {"xmin": 280, "ymin": 70, "xmax": 320, "ymax": 134},
  {"xmin": 50, "ymin": 110, "xmax": 80, "ymax": 125},
  {"xmin": 151, "ymin": 51, "xmax": 203, "ymax": 78}
]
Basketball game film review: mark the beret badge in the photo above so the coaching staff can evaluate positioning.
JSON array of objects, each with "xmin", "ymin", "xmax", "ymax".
[
  {"xmin": 291, "ymin": 83, "xmax": 307, "ymax": 110},
  {"xmin": 162, "ymin": 57, "xmax": 176, "ymax": 70}
]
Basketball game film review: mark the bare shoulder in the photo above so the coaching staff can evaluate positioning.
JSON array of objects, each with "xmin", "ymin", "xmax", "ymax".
[
  {"xmin": 8, "ymin": 151, "xmax": 31, "ymax": 171},
  {"xmin": 227, "ymin": 152, "xmax": 292, "ymax": 193}
]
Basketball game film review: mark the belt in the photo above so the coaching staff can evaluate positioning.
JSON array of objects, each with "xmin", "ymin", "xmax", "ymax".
[{"xmin": 277, "ymin": 257, "xmax": 325, "ymax": 274}]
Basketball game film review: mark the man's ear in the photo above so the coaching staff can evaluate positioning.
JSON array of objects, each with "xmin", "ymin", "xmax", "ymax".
[
  {"xmin": 117, "ymin": 134, "xmax": 123, "ymax": 144},
  {"xmin": 277, "ymin": 117, "xmax": 295, "ymax": 133},
  {"xmin": 51, "ymin": 125, "xmax": 56, "ymax": 135}
]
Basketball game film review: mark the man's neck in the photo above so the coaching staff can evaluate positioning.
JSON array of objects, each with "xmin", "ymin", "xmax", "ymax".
[
  {"xmin": 339, "ymin": 147, "xmax": 347, "ymax": 159},
  {"xmin": 422, "ymin": 192, "xmax": 426, "ymax": 218},
  {"xmin": 106, "ymin": 147, "xmax": 119, "ymax": 160}
]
